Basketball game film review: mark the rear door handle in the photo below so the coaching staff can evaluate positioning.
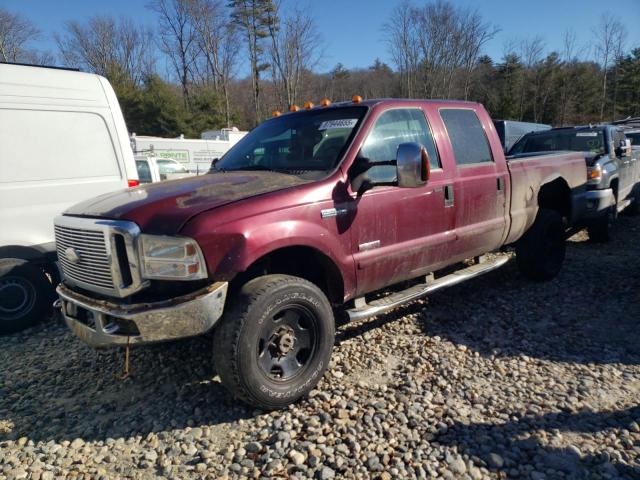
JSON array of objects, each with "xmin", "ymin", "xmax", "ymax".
[{"xmin": 444, "ymin": 184, "xmax": 454, "ymax": 207}]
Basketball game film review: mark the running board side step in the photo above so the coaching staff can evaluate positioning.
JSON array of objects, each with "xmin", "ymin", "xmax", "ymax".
[{"xmin": 346, "ymin": 255, "xmax": 510, "ymax": 321}]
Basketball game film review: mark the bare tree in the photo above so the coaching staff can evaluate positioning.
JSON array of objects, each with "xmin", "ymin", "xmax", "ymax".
[
  {"xmin": 386, "ymin": 0, "xmax": 495, "ymax": 100},
  {"xmin": 0, "ymin": 7, "xmax": 40, "ymax": 62},
  {"xmin": 518, "ymin": 36, "xmax": 545, "ymax": 120},
  {"xmin": 558, "ymin": 29, "xmax": 577, "ymax": 125},
  {"xmin": 459, "ymin": 9, "xmax": 499, "ymax": 100},
  {"xmin": 266, "ymin": 3, "xmax": 322, "ymax": 108},
  {"xmin": 383, "ymin": 0, "xmax": 419, "ymax": 97},
  {"xmin": 149, "ymin": 0, "xmax": 200, "ymax": 106},
  {"xmin": 56, "ymin": 16, "xmax": 154, "ymax": 85},
  {"xmin": 188, "ymin": 0, "xmax": 240, "ymax": 126},
  {"xmin": 593, "ymin": 13, "xmax": 627, "ymax": 120}
]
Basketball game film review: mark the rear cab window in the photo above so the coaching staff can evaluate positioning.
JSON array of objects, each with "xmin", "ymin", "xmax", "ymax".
[
  {"xmin": 360, "ymin": 108, "xmax": 440, "ymax": 182},
  {"xmin": 510, "ymin": 128, "xmax": 606, "ymax": 157},
  {"xmin": 440, "ymin": 109, "xmax": 493, "ymax": 166}
]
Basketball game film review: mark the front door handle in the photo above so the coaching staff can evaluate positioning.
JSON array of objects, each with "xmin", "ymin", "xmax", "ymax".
[
  {"xmin": 497, "ymin": 176, "xmax": 505, "ymax": 194},
  {"xmin": 444, "ymin": 184, "xmax": 454, "ymax": 207}
]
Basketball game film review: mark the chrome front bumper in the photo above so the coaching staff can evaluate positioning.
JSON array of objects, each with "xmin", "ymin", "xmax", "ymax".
[
  {"xmin": 582, "ymin": 188, "xmax": 615, "ymax": 220},
  {"xmin": 57, "ymin": 282, "xmax": 228, "ymax": 348}
]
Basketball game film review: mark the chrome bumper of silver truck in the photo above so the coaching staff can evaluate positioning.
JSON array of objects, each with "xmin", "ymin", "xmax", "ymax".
[
  {"xmin": 582, "ymin": 188, "xmax": 616, "ymax": 220},
  {"xmin": 56, "ymin": 282, "xmax": 228, "ymax": 348}
]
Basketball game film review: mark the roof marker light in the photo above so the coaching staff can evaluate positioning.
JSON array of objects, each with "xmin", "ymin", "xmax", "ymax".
[
  {"xmin": 304, "ymin": 101, "xmax": 314, "ymax": 109},
  {"xmin": 289, "ymin": 105, "xmax": 300, "ymax": 112},
  {"xmin": 320, "ymin": 98, "xmax": 331, "ymax": 107},
  {"xmin": 272, "ymin": 110, "xmax": 281, "ymax": 117},
  {"xmin": 352, "ymin": 95, "xmax": 362, "ymax": 103}
]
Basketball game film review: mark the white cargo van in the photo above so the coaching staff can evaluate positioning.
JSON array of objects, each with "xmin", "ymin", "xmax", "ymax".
[{"xmin": 0, "ymin": 63, "xmax": 139, "ymax": 334}]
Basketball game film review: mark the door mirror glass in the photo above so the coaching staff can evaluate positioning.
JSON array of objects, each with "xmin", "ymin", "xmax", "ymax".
[{"xmin": 397, "ymin": 142, "xmax": 429, "ymax": 188}]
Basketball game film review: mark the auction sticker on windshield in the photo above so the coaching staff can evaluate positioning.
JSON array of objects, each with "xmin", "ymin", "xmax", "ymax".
[
  {"xmin": 576, "ymin": 132, "xmax": 598, "ymax": 137},
  {"xmin": 319, "ymin": 119, "xmax": 358, "ymax": 130}
]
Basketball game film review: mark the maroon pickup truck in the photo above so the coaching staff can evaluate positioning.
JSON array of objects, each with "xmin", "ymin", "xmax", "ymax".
[{"xmin": 54, "ymin": 99, "xmax": 587, "ymax": 408}]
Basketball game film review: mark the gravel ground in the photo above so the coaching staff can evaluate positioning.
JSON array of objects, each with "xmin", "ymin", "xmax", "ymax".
[{"xmin": 1, "ymin": 216, "xmax": 640, "ymax": 480}]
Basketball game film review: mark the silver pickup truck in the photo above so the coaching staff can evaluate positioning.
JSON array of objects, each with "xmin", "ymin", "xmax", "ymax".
[{"xmin": 510, "ymin": 124, "xmax": 640, "ymax": 241}]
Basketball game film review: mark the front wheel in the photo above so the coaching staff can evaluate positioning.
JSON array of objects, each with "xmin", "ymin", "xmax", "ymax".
[
  {"xmin": 587, "ymin": 205, "xmax": 616, "ymax": 243},
  {"xmin": 516, "ymin": 209, "xmax": 566, "ymax": 281},
  {"xmin": 0, "ymin": 259, "xmax": 54, "ymax": 335},
  {"xmin": 213, "ymin": 274, "xmax": 335, "ymax": 409}
]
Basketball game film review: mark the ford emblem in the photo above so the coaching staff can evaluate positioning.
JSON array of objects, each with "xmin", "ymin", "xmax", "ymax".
[{"xmin": 64, "ymin": 247, "xmax": 81, "ymax": 264}]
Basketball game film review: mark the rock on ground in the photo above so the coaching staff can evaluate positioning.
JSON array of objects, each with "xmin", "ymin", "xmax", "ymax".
[{"xmin": 1, "ymin": 217, "xmax": 640, "ymax": 479}]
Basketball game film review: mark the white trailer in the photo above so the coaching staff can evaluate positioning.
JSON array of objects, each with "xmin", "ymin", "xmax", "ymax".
[{"xmin": 130, "ymin": 128, "xmax": 247, "ymax": 174}]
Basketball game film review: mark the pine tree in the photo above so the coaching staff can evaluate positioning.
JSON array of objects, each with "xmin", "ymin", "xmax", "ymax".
[{"xmin": 228, "ymin": 0, "xmax": 276, "ymax": 126}]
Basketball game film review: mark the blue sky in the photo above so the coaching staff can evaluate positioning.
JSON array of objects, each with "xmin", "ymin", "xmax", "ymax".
[{"xmin": 4, "ymin": 0, "xmax": 640, "ymax": 73}]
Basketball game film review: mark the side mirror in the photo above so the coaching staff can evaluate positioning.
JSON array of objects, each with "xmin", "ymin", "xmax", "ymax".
[
  {"xmin": 615, "ymin": 139, "xmax": 631, "ymax": 158},
  {"xmin": 396, "ymin": 142, "xmax": 430, "ymax": 188},
  {"xmin": 209, "ymin": 158, "xmax": 220, "ymax": 172}
]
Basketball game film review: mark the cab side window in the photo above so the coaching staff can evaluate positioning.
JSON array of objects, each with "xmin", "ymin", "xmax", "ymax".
[
  {"xmin": 440, "ymin": 109, "xmax": 493, "ymax": 165},
  {"xmin": 136, "ymin": 160, "xmax": 152, "ymax": 183},
  {"xmin": 360, "ymin": 109, "xmax": 440, "ymax": 182}
]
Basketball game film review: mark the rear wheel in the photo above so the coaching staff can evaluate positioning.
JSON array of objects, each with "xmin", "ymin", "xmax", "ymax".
[
  {"xmin": 213, "ymin": 274, "xmax": 334, "ymax": 409},
  {"xmin": 0, "ymin": 259, "xmax": 54, "ymax": 335},
  {"xmin": 516, "ymin": 209, "xmax": 566, "ymax": 281}
]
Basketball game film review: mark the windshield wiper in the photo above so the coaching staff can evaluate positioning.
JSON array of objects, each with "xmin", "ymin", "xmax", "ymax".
[
  {"xmin": 231, "ymin": 165, "xmax": 276, "ymax": 171},
  {"xmin": 230, "ymin": 165, "xmax": 305, "ymax": 174}
]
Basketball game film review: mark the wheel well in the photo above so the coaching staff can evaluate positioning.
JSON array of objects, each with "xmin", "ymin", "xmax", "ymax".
[
  {"xmin": 0, "ymin": 245, "xmax": 56, "ymax": 264},
  {"xmin": 610, "ymin": 178, "xmax": 619, "ymax": 201},
  {"xmin": 231, "ymin": 246, "xmax": 344, "ymax": 305},
  {"xmin": 538, "ymin": 178, "xmax": 571, "ymax": 220}
]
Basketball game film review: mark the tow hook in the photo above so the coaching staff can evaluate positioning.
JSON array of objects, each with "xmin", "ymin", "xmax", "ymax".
[{"xmin": 53, "ymin": 299, "xmax": 61, "ymax": 310}]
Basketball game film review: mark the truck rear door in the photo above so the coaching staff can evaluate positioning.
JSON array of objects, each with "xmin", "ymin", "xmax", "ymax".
[{"xmin": 437, "ymin": 107, "xmax": 509, "ymax": 257}]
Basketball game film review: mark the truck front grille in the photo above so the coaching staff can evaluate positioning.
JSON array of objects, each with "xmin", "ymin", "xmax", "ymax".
[
  {"xmin": 53, "ymin": 216, "xmax": 146, "ymax": 298},
  {"xmin": 55, "ymin": 225, "xmax": 114, "ymax": 290}
]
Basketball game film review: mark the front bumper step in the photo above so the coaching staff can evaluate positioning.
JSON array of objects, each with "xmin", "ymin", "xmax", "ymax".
[{"xmin": 57, "ymin": 282, "xmax": 228, "ymax": 348}]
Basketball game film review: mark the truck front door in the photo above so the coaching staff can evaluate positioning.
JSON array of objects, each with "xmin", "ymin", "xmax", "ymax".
[
  {"xmin": 347, "ymin": 107, "xmax": 456, "ymax": 296},
  {"xmin": 612, "ymin": 127, "xmax": 635, "ymax": 205}
]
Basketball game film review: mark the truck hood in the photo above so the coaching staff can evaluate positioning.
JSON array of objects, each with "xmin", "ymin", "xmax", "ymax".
[{"xmin": 64, "ymin": 171, "xmax": 311, "ymax": 234}]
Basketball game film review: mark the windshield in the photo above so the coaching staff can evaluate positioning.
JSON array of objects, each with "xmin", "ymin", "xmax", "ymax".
[
  {"xmin": 216, "ymin": 107, "xmax": 367, "ymax": 174},
  {"xmin": 510, "ymin": 128, "xmax": 606, "ymax": 156},
  {"xmin": 627, "ymin": 132, "xmax": 640, "ymax": 146}
]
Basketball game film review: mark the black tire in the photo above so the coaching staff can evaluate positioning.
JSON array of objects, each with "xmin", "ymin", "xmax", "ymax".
[
  {"xmin": 625, "ymin": 197, "xmax": 640, "ymax": 216},
  {"xmin": 0, "ymin": 259, "xmax": 54, "ymax": 335},
  {"xmin": 213, "ymin": 274, "xmax": 335, "ymax": 410},
  {"xmin": 516, "ymin": 209, "xmax": 566, "ymax": 281},
  {"xmin": 587, "ymin": 205, "xmax": 615, "ymax": 243}
]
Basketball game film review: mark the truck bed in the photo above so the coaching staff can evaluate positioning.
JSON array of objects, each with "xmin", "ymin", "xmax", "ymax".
[{"xmin": 505, "ymin": 151, "xmax": 587, "ymax": 244}]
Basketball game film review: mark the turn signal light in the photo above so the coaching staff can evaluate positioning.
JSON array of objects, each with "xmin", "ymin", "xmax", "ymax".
[
  {"xmin": 587, "ymin": 165, "xmax": 602, "ymax": 182},
  {"xmin": 128, "ymin": 179, "xmax": 140, "ymax": 187},
  {"xmin": 289, "ymin": 105, "xmax": 300, "ymax": 112},
  {"xmin": 304, "ymin": 101, "xmax": 314, "ymax": 109},
  {"xmin": 352, "ymin": 95, "xmax": 362, "ymax": 103},
  {"xmin": 320, "ymin": 98, "xmax": 331, "ymax": 107},
  {"xmin": 272, "ymin": 110, "xmax": 281, "ymax": 117}
]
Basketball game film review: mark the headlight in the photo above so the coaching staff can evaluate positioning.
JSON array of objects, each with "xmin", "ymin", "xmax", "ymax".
[
  {"xmin": 139, "ymin": 234, "xmax": 208, "ymax": 280},
  {"xmin": 587, "ymin": 164, "xmax": 602, "ymax": 184}
]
